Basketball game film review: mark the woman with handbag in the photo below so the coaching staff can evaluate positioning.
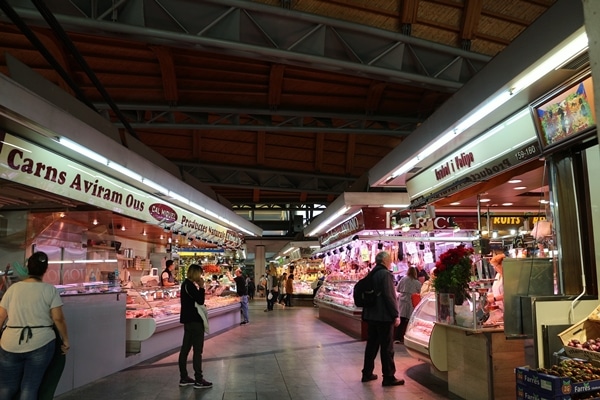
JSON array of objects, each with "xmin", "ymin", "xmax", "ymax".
[
  {"xmin": 0, "ymin": 251, "xmax": 70, "ymax": 400},
  {"xmin": 178, "ymin": 264, "xmax": 212, "ymax": 389}
]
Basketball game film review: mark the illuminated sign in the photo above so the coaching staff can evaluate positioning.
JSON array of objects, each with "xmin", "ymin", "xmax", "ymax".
[{"xmin": 0, "ymin": 132, "xmax": 243, "ymax": 247}]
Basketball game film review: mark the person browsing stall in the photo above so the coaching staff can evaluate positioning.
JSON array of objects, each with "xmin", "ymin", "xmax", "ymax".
[
  {"xmin": 361, "ymin": 251, "xmax": 405, "ymax": 387},
  {"xmin": 0, "ymin": 251, "xmax": 70, "ymax": 400},
  {"xmin": 178, "ymin": 264, "xmax": 212, "ymax": 389},
  {"xmin": 230, "ymin": 269, "xmax": 249, "ymax": 325}
]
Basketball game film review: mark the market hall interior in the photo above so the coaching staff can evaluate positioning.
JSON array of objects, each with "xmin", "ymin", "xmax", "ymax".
[{"xmin": 54, "ymin": 300, "xmax": 459, "ymax": 400}]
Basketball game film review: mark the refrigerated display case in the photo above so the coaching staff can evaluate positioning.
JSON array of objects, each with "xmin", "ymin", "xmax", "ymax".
[
  {"xmin": 314, "ymin": 280, "xmax": 366, "ymax": 339},
  {"xmin": 404, "ymin": 292, "xmax": 448, "ymax": 371}
]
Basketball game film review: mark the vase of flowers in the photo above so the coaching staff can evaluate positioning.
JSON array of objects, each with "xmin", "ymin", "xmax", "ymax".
[{"xmin": 433, "ymin": 244, "xmax": 474, "ymax": 307}]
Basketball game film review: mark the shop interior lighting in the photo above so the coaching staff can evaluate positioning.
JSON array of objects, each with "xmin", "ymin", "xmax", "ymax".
[
  {"xmin": 387, "ymin": 30, "xmax": 589, "ymax": 182},
  {"xmin": 48, "ymin": 259, "xmax": 118, "ymax": 264},
  {"xmin": 492, "ymin": 230, "xmax": 499, "ymax": 239}
]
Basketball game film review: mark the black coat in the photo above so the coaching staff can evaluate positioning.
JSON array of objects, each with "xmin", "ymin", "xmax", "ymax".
[
  {"xmin": 361, "ymin": 265, "xmax": 399, "ymax": 322},
  {"xmin": 180, "ymin": 279, "xmax": 205, "ymax": 324}
]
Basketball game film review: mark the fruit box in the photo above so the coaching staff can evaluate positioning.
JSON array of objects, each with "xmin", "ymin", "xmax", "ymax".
[
  {"xmin": 558, "ymin": 317, "xmax": 600, "ymax": 362},
  {"xmin": 517, "ymin": 384, "xmax": 584, "ymax": 400},
  {"xmin": 515, "ymin": 366, "xmax": 600, "ymax": 396}
]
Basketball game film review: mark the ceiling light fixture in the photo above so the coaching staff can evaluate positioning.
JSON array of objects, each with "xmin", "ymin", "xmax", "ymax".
[
  {"xmin": 508, "ymin": 179, "xmax": 522, "ymax": 184},
  {"xmin": 514, "ymin": 186, "xmax": 527, "ymax": 190},
  {"xmin": 92, "ymin": 219, "xmax": 98, "ymax": 225}
]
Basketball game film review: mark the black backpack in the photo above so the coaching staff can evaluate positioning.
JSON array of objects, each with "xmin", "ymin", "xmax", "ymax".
[{"xmin": 353, "ymin": 266, "xmax": 383, "ymax": 307}]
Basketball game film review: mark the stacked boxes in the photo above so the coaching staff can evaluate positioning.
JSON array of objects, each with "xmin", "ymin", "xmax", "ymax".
[{"xmin": 515, "ymin": 366, "xmax": 600, "ymax": 399}]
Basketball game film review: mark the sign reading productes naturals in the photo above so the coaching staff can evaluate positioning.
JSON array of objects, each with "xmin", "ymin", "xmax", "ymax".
[{"xmin": 0, "ymin": 132, "xmax": 243, "ymax": 248}]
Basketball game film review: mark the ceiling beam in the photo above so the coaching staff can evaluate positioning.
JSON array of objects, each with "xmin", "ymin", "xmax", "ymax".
[
  {"xmin": 176, "ymin": 161, "xmax": 356, "ymax": 195},
  {"xmin": 345, "ymin": 134, "xmax": 356, "ymax": 175},
  {"xmin": 461, "ymin": 0, "xmax": 483, "ymax": 41},
  {"xmin": 315, "ymin": 132, "xmax": 324, "ymax": 173},
  {"xmin": 6, "ymin": 0, "xmax": 491, "ymax": 91},
  {"xmin": 94, "ymin": 103, "xmax": 419, "ymax": 136},
  {"xmin": 150, "ymin": 45, "xmax": 179, "ymax": 105},
  {"xmin": 268, "ymin": 64, "xmax": 285, "ymax": 110}
]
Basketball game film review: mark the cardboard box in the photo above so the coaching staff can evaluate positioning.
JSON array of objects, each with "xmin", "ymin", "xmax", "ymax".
[
  {"xmin": 558, "ymin": 317, "xmax": 600, "ymax": 362},
  {"xmin": 515, "ymin": 366, "xmax": 600, "ymax": 396},
  {"xmin": 517, "ymin": 383, "xmax": 600, "ymax": 399}
]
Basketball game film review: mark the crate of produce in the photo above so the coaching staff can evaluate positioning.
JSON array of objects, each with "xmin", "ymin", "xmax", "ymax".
[
  {"xmin": 517, "ymin": 383, "xmax": 600, "ymax": 399},
  {"xmin": 558, "ymin": 318, "xmax": 600, "ymax": 362},
  {"xmin": 515, "ymin": 365, "xmax": 600, "ymax": 397}
]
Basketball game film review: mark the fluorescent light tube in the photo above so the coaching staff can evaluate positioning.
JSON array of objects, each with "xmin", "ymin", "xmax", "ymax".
[{"xmin": 57, "ymin": 137, "xmax": 108, "ymax": 165}]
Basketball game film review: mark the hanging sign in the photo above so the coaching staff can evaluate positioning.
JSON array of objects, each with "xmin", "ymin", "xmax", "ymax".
[
  {"xmin": 319, "ymin": 211, "xmax": 365, "ymax": 246},
  {"xmin": 0, "ymin": 132, "xmax": 243, "ymax": 248},
  {"xmin": 407, "ymin": 110, "xmax": 539, "ymax": 203}
]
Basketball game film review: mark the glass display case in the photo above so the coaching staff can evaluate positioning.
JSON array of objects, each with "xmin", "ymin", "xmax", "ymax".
[
  {"xmin": 314, "ymin": 280, "xmax": 357, "ymax": 309},
  {"xmin": 125, "ymin": 285, "xmax": 240, "ymax": 323},
  {"xmin": 405, "ymin": 292, "xmax": 437, "ymax": 355},
  {"xmin": 292, "ymin": 280, "xmax": 313, "ymax": 295},
  {"xmin": 314, "ymin": 279, "xmax": 365, "ymax": 339},
  {"xmin": 57, "ymin": 281, "xmax": 123, "ymax": 295}
]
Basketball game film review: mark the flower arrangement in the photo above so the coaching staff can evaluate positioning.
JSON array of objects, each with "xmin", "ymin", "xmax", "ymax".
[{"xmin": 432, "ymin": 245, "xmax": 474, "ymax": 304}]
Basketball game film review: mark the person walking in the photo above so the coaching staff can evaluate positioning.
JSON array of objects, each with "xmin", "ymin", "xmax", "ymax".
[
  {"xmin": 360, "ymin": 251, "xmax": 405, "ymax": 387},
  {"xmin": 395, "ymin": 267, "xmax": 422, "ymax": 344},
  {"xmin": 247, "ymin": 277, "xmax": 256, "ymax": 300},
  {"xmin": 284, "ymin": 273, "xmax": 294, "ymax": 307},
  {"xmin": 0, "ymin": 251, "xmax": 70, "ymax": 400},
  {"xmin": 232, "ymin": 269, "xmax": 249, "ymax": 325},
  {"xmin": 178, "ymin": 264, "xmax": 212, "ymax": 389},
  {"xmin": 264, "ymin": 269, "xmax": 277, "ymax": 312}
]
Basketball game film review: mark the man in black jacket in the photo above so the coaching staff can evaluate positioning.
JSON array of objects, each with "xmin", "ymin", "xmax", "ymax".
[{"xmin": 361, "ymin": 251, "xmax": 405, "ymax": 386}]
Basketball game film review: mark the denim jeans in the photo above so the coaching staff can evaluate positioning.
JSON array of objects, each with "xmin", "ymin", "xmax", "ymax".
[
  {"xmin": 240, "ymin": 295, "xmax": 249, "ymax": 322},
  {"xmin": 0, "ymin": 340, "xmax": 56, "ymax": 400}
]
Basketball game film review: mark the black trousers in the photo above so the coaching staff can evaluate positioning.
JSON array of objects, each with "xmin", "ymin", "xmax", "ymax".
[
  {"xmin": 178, "ymin": 321, "xmax": 205, "ymax": 381},
  {"xmin": 266, "ymin": 289, "xmax": 277, "ymax": 310},
  {"xmin": 362, "ymin": 320, "xmax": 396, "ymax": 379}
]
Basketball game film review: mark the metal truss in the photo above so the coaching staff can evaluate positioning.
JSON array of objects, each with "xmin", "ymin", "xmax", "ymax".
[
  {"xmin": 96, "ymin": 103, "xmax": 421, "ymax": 135},
  {"xmin": 176, "ymin": 161, "xmax": 355, "ymax": 195},
  {"xmin": 6, "ymin": 0, "xmax": 491, "ymax": 91}
]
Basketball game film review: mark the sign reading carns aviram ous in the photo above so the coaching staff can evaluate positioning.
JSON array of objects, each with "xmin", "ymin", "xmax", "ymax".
[{"xmin": 0, "ymin": 131, "xmax": 243, "ymax": 248}]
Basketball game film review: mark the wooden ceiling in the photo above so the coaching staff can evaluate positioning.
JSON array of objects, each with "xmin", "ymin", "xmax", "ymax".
[{"xmin": 0, "ymin": 0, "xmax": 556, "ymax": 211}]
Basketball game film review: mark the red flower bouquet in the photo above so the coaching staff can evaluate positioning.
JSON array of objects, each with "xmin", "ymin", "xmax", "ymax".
[{"xmin": 433, "ymin": 245, "xmax": 474, "ymax": 304}]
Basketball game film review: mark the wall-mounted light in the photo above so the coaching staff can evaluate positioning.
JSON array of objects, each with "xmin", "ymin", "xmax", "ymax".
[{"xmin": 92, "ymin": 219, "xmax": 98, "ymax": 225}]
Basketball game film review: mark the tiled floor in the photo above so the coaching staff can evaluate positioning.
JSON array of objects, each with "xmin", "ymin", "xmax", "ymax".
[{"xmin": 55, "ymin": 299, "xmax": 459, "ymax": 400}]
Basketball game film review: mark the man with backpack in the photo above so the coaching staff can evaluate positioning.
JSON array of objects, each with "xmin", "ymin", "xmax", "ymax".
[{"xmin": 360, "ymin": 251, "xmax": 405, "ymax": 387}]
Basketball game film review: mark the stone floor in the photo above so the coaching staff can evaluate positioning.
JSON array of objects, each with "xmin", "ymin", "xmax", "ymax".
[{"xmin": 55, "ymin": 298, "xmax": 460, "ymax": 400}]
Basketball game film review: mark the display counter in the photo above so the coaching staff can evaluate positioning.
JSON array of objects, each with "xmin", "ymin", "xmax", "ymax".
[
  {"xmin": 405, "ymin": 293, "xmax": 526, "ymax": 400},
  {"xmin": 55, "ymin": 285, "xmax": 241, "ymax": 397},
  {"xmin": 314, "ymin": 280, "xmax": 366, "ymax": 339},
  {"xmin": 291, "ymin": 280, "xmax": 317, "ymax": 306}
]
